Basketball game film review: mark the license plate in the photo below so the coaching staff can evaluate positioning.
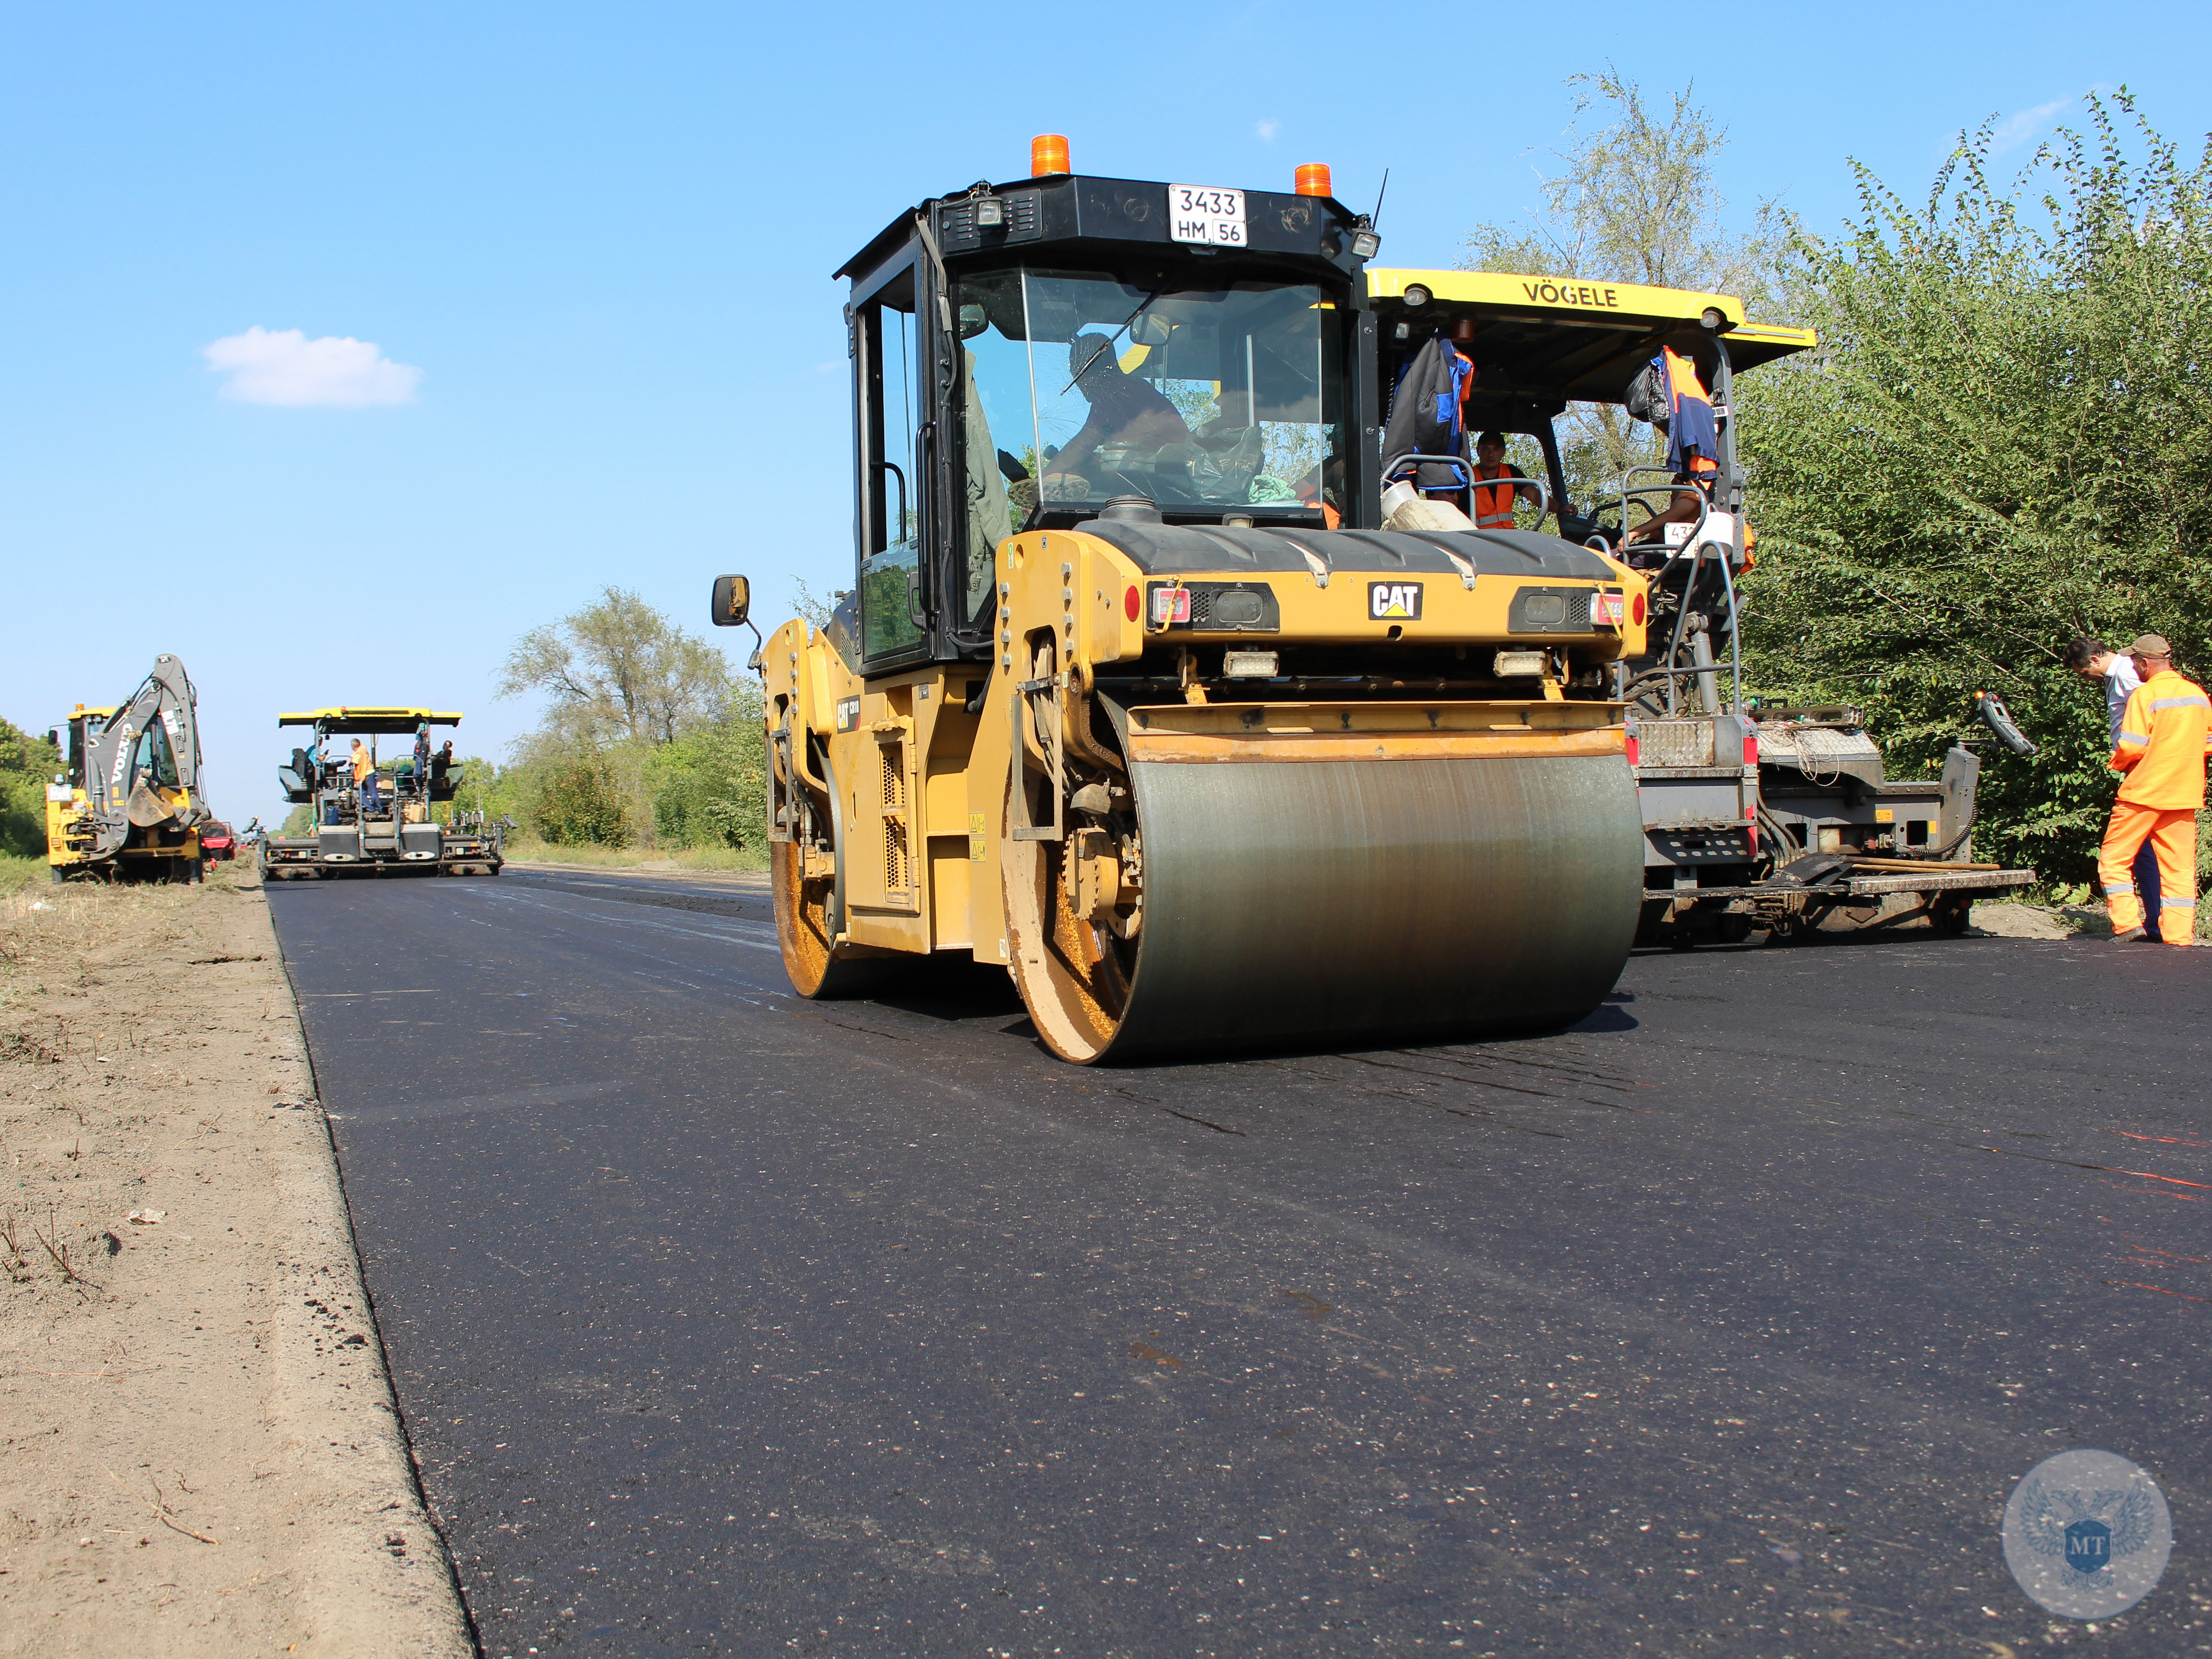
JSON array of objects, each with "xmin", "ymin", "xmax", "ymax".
[{"xmin": 1169, "ymin": 185, "xmax": 1247, "ymax": 247}]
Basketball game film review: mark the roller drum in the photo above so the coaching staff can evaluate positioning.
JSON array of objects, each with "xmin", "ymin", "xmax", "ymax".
[{"xmin": 1009, "ymin": 750, "xmax": 1642, "ymax": 1063}]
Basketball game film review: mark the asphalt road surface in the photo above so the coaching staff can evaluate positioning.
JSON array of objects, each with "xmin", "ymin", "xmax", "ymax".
[{"xmin": 266, "ymin": 865, "xmax": 2212, "ymax": 1657}]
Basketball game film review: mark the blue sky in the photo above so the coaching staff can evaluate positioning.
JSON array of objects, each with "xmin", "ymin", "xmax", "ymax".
[{"xmin": 5, "ymin": 1, "xmax": 2208, "ymax": 824}]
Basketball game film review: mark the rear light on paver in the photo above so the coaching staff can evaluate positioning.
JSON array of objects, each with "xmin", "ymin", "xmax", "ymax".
[
  {"xmin": 1744, "ymin": 733, "xmax": 1760, "ymax": 767},
  {"xmin": 1624, "ymin": 728, "xmax": 1639, "ymax": 766}
]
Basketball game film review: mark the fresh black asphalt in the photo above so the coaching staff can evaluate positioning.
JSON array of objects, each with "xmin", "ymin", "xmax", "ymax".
[{"xmin": 265, "ymin": 865, "xmax": 2212, "ymax": 1656}]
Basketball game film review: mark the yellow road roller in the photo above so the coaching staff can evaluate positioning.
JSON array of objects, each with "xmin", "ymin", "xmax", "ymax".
[{"xmin": 717, "ymin": 142, "xmax": 1651, "ymax": 1062}]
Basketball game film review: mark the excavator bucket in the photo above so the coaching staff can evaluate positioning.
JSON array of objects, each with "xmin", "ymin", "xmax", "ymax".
[{"xmin": 127, "ymin": 781, "xmax": 187, "ymax": 829}]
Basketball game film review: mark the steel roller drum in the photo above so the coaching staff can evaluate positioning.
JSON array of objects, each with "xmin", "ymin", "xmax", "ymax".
[{"xmin": 1106, "ymin": 753, "xmax": 1642, "ymax": 1060}]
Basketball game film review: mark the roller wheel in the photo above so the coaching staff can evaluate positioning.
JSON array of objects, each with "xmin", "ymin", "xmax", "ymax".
[
  {"xmin": 770, "ymin": 837, "xmax": 901, "ymax": 999},
  {"xmin": 1001, "ymin": 785, "xmax": 1139, "ymax": 1064}
]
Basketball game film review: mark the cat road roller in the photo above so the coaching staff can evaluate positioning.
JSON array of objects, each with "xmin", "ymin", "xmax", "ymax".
[{"xmin": 717, "ymin": 141, "xmax": 1650, "ymax": 1063}]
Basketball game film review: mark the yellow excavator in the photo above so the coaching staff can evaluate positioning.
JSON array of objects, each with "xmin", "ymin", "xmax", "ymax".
[
  {"xmin": 45, "ymin": 655, "xmax": 210, "ymax": 883},
  {"xmin": 718, "ymin": 142, "xmax": 1652, "ymax": 1062}
]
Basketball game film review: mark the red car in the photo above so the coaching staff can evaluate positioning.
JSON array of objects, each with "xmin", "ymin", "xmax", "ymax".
[{"xmin": 199, "ymin": 820, "xmax": 237, "ymax": 863}]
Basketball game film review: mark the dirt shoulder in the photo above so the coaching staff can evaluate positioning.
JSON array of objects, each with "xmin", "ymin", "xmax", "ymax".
[
  {"xmin": 0, "ymin": 865, "xmax": 471, "ymax": 1657},
  {"xmin": 1968, "ymin": 897, "xmax": 2115, "ymax": 939}
]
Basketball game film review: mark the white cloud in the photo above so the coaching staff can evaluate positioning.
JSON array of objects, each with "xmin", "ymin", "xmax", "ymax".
[
  {"xmin": 201, "ymin": 326, "xmax": 422, "ymax": 407},
  {"xmin": 1255, "ymin": 119, "xmax": 1280, "ymax": 142},
  {"xmin": 1989, "ymin": 94, "xmax": 2076, "ymax": 154}
]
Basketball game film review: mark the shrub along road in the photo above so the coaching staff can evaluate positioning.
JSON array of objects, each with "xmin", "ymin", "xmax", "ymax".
[{"xmin": 265, "ymin": 867, "xmax": 2212, "ymax": 1657}]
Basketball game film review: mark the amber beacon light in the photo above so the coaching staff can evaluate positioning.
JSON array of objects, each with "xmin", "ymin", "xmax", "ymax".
[
  {"xmin": 1031, "ymin": 134, "xmax": 1071, "ymax": 177},
  {"xmin": 1294, "ymin": 163, "xmax": 1333, "ymax": 197}
]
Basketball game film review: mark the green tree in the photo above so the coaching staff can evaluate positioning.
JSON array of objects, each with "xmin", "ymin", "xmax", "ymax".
[
  {"xmin": 1735, "ymin": 93, "xmax": 2212, "ymax": 883},
  {"xmin": 498, "ymin": 591, "xmax": 770, "ymax": 854},
  {"xmin": 534, "ymin": 761, "xmax": 630, "ymax": 847},
  {"xmin": 1460, "ymin": 70, "xmax": 1784, "ymax": 516},
  {"xmin": 0, "ymin": 718, "xmax": 64, "ymax": 858},
  {"xmin": 650, "ymin": 681, "xmax": 769, "ymax": 850},
  {"xmin": 498, "ymin": 587, "xmax": 731, "ymax": 746}
]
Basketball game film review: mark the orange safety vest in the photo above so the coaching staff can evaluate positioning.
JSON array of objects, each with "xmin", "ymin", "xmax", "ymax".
[
  {"xmin": 1472, "ymin": 462, "xmax": 1525, "ymax": 529},
  {"xmin": 2112, "ymin": 668, "xmax": 2212, "ymax": 809},
  {"xmin": 350, "ymin": 745, "xmax": 373, "ymax": 782}
]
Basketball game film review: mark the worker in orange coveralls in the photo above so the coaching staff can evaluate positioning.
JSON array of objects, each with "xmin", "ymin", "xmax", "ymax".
[{"xmin": 2100, "ymin": 633, "xmax": 2212, "ymax": 945}]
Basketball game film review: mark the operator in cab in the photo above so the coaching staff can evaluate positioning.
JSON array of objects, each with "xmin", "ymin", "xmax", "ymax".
[
  {"xmin": 1624, "ymin": 346, "xmax": 1720, "ymax": 558},
  {"xmin": 1469, "ymin": 431, "xmax": 1541, "ymax": 531},
  {"xmin": 1040, "ymin": 334, "xmax": 1191, "ymax": 499}
]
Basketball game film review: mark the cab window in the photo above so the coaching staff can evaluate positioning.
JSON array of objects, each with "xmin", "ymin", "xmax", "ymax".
[{"xmin": 854, "ymin": 270, "xmax": 927, "ymax": 665}]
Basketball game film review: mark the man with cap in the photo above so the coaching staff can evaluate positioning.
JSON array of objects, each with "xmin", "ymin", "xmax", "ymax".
[
  {"xmin": 1469, "ymin": 431, "xmax": 1542, "ymax": 530},
  {"xmin": 2099, "ymin": 634, "xmax": 2212, "ymax": 945},
  {"xmin": 2066, "ymin": 634, "xmax": 2160, "ymax": 938},
  {"xmin": 1041, "ymin": 333, "xmax": 1192, "ymax": 498}
]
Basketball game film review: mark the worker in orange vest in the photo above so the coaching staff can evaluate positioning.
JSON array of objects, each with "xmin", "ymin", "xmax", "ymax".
[
  {"xmin": 350, "ymin": 737, "xmax": 384, "ymax": 817},
  {"xmin": 1469, "ymin": 431, "xmax": 1540, "ymax": 531},
  {"xmin": 2099, "ymin": 633, "xmax": 2212, "ymax": 944}
]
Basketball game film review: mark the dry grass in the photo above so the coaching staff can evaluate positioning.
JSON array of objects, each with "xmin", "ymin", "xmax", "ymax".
[
  {"xmin": 0, "ymin": 853, "xmax": 50, "ymax": 896},
  {"xmin": 0, "ymin": 863, "xmax": 260, "ymax": 1313},
  {"xmin": 499, "ymin": 834, "xmax": 768, "ymax": 874}
]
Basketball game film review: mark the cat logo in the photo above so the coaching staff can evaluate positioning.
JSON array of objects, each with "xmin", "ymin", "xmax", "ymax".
[
  {"xmin": 1368, "ymin": 581, "xmax": 1423, "ymax": 622},
  {"xmin": 834, "ymin": 697, "xmax": 861, "ymax": 733}
]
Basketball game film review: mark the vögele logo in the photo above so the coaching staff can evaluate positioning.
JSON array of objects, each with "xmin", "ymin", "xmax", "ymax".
[{"xmin": 2001, "ymin": 1448, "xmax": 2170, "ymax": 1619}]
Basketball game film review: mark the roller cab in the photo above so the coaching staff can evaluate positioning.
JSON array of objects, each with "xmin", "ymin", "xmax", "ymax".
[{"xmin": 729, "ymin": 150, "xmax": 1647, "ymax": 1062}]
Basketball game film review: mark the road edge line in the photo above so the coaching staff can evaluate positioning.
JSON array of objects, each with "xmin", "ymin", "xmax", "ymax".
[{"xmin": 260, "ymin": 890, "xmax": 481, "ymax": 1657}]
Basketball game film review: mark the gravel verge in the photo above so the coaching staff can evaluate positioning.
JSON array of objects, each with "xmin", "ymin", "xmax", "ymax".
[{"xmin": 0, "ymin": 864, "xmax": 472, "ymax": 1657}]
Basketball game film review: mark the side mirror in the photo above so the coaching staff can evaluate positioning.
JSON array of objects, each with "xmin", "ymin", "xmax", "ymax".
[{"xmin": 711, "ymin": 574, "xmax": 751, "ymax": 628}]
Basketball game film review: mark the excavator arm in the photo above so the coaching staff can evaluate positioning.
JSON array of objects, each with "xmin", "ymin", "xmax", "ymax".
[{"xmin": 77, "ymin": 655, "xmax": 207, "ymax": 857}]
